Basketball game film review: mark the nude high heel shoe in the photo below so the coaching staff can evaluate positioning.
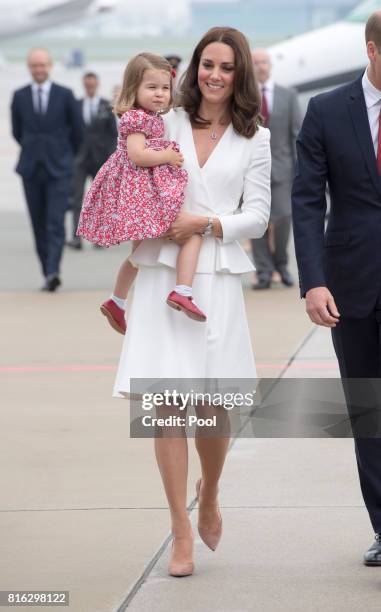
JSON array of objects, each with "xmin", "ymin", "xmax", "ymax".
[
  {"xmin": 168, "ymin": 534, "xmax": 194, "ymax": 577},
  {"xmin": 196, "ymin": 478, "xmax": 223, "ymax": 551}
]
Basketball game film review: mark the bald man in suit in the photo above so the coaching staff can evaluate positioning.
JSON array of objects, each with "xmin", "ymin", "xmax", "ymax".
[{"xmin": 11, "ymin": 48, "xmax": 83, "ymax": 290}]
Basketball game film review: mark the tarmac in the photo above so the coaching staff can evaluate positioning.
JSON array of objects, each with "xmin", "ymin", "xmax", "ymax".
[
  {"xmin": 1, "ymin": 63, "xmax": 380, "ymax": 612},
  {"xmin": 2, "ymin": 209, "xmax": 379, "ymax": 612}
]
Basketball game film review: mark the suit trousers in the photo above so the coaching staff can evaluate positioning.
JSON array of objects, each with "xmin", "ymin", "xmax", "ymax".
[
  {"xmin": 251, "ymin": 215, "xmax": 291, "ymax": 281},
  {"xmin": 331, "ymin": 294, "xmax": 381, "ymax": 533},
  {"xmin": 71, "ymin": 158, "xmax": 99, "ymax": 239},
  {"xmin": 22, "ymin": 164, "xmax": 70, "ymax": 278}
]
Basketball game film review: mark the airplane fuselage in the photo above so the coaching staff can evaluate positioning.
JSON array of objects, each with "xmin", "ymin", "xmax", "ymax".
[
  {"xmin": 0, "ymin": 0, "xmax": 95, "ymax": 39},
  {"xmin": 268, "ymin": 14, "xmax": 369, "ymax": 109}
]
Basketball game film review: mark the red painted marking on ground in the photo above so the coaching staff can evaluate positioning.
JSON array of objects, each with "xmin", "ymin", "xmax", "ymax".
[
  {"xmin": 259, "ymin": 362, "xmax": 339, "ymax": 369},
  {"xmin": 0, "ymin": 362, "xmax": 339, "ymax": 373},
  {"xmin": 0, "ymin": 365, "xmax": 117, "ymax": 373}
]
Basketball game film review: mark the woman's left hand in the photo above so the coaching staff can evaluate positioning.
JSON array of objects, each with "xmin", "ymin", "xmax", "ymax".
[{"xmin": 162, "ymin": 212, "xmax": 204, "ymax": 245}]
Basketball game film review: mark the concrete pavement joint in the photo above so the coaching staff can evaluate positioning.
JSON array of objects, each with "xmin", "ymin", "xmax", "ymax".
[
  {"xmin": 278, "ymin": 325, "xmax": 318, "ymax": 378},
  {"xmin": 230, "ymin": 329, "xmax": 319, "ymax": 443},
  {"xmin": 115, "ymin": 486, "xmax": 201, "ymax": 610},
  {"xmin": 114, "ymin": 532, "xmax": 181, "ymax": 612},
  {"xmin": 0, "ymin": 505, "xmax": 366, "ymax": 513}
]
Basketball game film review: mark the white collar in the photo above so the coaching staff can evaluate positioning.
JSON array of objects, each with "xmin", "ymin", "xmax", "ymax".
[
  {"xmin": 31, "ymin": 79, "xmax": 52, "ymax": 93},
  {"xmin": 362, "ymin": 67, "xmax": 381, "ymax": 108},
  {"xmin": 85, "ymin": 95, "xmax": 100, "ymax": 103},
  {"xmin": 260, "ymin": 78, "xmax": 274, "ymax": 92}
]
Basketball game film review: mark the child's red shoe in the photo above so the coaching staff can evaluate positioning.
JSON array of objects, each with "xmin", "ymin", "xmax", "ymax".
[
  {"xmin": 166, "ymin": 291, "xmax": 207, "ymax": 322},
  {"xmin": 100, "ymin": 299, "xmax": 126, "ymax": 334}
]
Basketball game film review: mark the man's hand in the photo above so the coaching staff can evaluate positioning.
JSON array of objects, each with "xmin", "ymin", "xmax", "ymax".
[{"xmin": 305, "ymin": 286, "xmax": 340, "ymax": 327}]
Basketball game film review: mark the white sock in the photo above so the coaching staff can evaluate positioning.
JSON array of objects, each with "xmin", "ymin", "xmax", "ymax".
[
  {"xmin": 111, "ymin": 294, "xmax": 126, "ymax": 310},
  {"xmin": 175, "ymin": 284, "xmax": 192, "ymax": 297}
]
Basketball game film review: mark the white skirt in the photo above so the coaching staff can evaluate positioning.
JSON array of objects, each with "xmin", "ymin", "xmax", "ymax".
[{"xmin": 113, "ymin": 264, "xmax": 257, "ymax": 397}]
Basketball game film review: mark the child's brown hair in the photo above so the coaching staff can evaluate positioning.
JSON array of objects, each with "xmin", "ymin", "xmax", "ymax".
[{"xmin": 114, "ymin": 52, "xmax": 173, "ymax": 117}]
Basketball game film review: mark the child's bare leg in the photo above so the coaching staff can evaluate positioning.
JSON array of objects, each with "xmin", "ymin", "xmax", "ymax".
[
  {"xmin": 113, "ymin": 240, "xmax": 140, "ymax": 299},
  {"xmin": 176, "ymin": 234, "xmax": 202, "ymax": 287}
]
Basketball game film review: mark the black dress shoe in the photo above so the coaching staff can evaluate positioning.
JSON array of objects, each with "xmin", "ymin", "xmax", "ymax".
[
  {"xmin": 66, "ymin": 239, "xmax": 82, "ymax": 250},
  {"xmin": 364, "ymin": 534, "xmax": 381, "ymax": 565},
  {"xmin": 41, "ymin": 275, "xmax": 61, "ymax": 292},
  {"xmin": 280, "ymin": 270, "xmax": 294, "ymax": 287},
  {"xmin": 252, "ymin": 278, "xmax": 271, "ymax": 290}
]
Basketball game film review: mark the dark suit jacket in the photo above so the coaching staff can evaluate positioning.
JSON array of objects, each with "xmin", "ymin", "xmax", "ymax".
[
  {"xmin": 292, "ymin": 75, "xmax": 381, "ymax": 318},
  {"xmin": 11, "ymin": 82, "xmax": 83, "ymax": 179},
  {"xmin": 76, "ymin": 97, "xmax": 118, "ymax": 170}
]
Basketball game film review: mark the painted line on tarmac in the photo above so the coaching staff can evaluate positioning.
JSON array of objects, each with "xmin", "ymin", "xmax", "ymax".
[
  {"xmin": 0, "ymin": 361, "xmax": 339, "ymax": 373},
  {"xmin": 0, "ymin": 365, "xmax": 117, "ymax": 372}
]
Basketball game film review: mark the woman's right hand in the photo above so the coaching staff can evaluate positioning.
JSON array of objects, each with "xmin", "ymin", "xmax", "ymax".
[{"xmin": 165, "ymin": 144, "xmax": 184, "ymax": 168}]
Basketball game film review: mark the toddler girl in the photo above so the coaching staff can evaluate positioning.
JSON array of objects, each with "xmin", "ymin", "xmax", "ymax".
[{"xmin": 77, "ymin": 53, "xmax": 206, "ymax": 334}]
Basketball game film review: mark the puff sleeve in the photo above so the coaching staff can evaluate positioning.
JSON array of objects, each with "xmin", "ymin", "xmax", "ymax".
[
  {"xmin": 218, "ymin": 127, "xmax": 272, "ymax": 243},
  {"xmin": 119, "ymin": 109, "xmax": 154, "ymax": 139}
]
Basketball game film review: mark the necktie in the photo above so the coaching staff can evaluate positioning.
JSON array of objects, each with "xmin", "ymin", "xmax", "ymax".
[
  {"xmin": 261, "ymin": 86, "xmax": 269, "ymax": 127},
  {"xmin": 37, "ymin": 86, "xmax": 43, "ymax": 114},
  {"xmin": 377, "ymin": 108, "xmax": 381, "ymax": 175}
]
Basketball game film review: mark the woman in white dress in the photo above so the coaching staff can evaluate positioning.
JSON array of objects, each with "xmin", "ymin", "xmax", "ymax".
[{"xmin": 113, "ymin": 27, "xmax": 271, "ymax": 576}]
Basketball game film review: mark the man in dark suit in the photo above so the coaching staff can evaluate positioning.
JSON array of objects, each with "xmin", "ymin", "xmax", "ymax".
[
  {"xmin": 67, "ymin": 71, "xmax": 117, "ymax": 249},
  {"xmin": 251, "ymin": 49, "xmax": 302, "ymax": 290},
  {"xmin": 292, "ymin": 11, "xmax": 381, "ymax": 565},
  {"xmin": 11, "ymin": 48, "xmax": 83, "ymax": 291}
]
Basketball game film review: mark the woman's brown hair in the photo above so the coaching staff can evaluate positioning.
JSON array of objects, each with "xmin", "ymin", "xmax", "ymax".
[
  {"xmin": 114, "ymin": 52, "xmax": 173, "ymax": 117},
  {"xmin": 176, "ymin": 27, "xmax": 262, "ymax": 138}
]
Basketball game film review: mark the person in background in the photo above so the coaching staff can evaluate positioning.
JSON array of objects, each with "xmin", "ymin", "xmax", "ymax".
[
  {"xmin": 67, "ymin": 71, "xmax": 118, "ymax": 250},
  {"xmin": 165, "ymin": 54, "xmax": 183, "ymax": 93},
  {"xmin": 165, "ymin": 54, "xmax": 182, "ymax": 78},
  {"xmin": 11, "ymin": 48, "xmax": 83, "ymax": 291},
  {"xmin": 251, "ymin": 48, "xmax": 302, "ymax": 289},
  {"xmin": 111, "ymin": 84, "xmax": 122, "ymax": 107}
]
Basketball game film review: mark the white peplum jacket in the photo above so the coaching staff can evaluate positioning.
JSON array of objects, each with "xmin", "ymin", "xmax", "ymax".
[
  {"xmin": 113, "ymin": 107, "xmax": 272, "ymax": 392},
  {"xmin": 129, "ymin": 106, "xmax": 272, "ymax": 274}
]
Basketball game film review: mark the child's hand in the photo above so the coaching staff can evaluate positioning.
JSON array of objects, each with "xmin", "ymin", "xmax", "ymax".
[{"xmin": 165, "ymin": 145, "xmax": 184, "ymax": 168}]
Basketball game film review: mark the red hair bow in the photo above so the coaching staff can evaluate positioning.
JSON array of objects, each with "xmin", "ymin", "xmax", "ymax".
[{"xmin": 171, "ymin": 69, "xmax": 176, "ymax": 78}]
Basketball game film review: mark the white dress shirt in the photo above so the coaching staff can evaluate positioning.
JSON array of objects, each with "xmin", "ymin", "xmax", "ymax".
[
  {"xmin": 260, "ymin": 78, "xmax": 275, "ymax": 114},
  {"xmin": 362, "ymin": 67, "xmax": 381, "ymax": 157},
  {"xmin": 31, "ymin": 79, "xmax": 52, "ymax": 114},
  {"xmin": 83, "ymin": 95, "xmax": 100, "ymax": 124}
]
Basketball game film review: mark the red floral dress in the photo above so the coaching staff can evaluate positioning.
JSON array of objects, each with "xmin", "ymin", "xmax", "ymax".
[{"xmin": 76, "ymin": 109, "xmax": 188, "ymax": 246}]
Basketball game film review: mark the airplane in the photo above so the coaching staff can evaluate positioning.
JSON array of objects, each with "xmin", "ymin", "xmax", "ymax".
[
  {"xmin": 0, "ymin": 0, "xmax": 115, "ymax": 39},
  {"xmin": 268, "ymin": 0, "xmax": 378, "ymax": 108}
]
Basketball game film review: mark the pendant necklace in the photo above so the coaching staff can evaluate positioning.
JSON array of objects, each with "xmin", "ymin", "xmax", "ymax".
[{"xmin": 210, "ymin": 119, "xmax": 224, "ymax": 140}]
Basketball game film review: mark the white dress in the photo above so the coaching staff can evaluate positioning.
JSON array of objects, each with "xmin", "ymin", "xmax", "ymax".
[{"xmin": 113, "ymin": 108, "xmax": 271, "ymax": 397}]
